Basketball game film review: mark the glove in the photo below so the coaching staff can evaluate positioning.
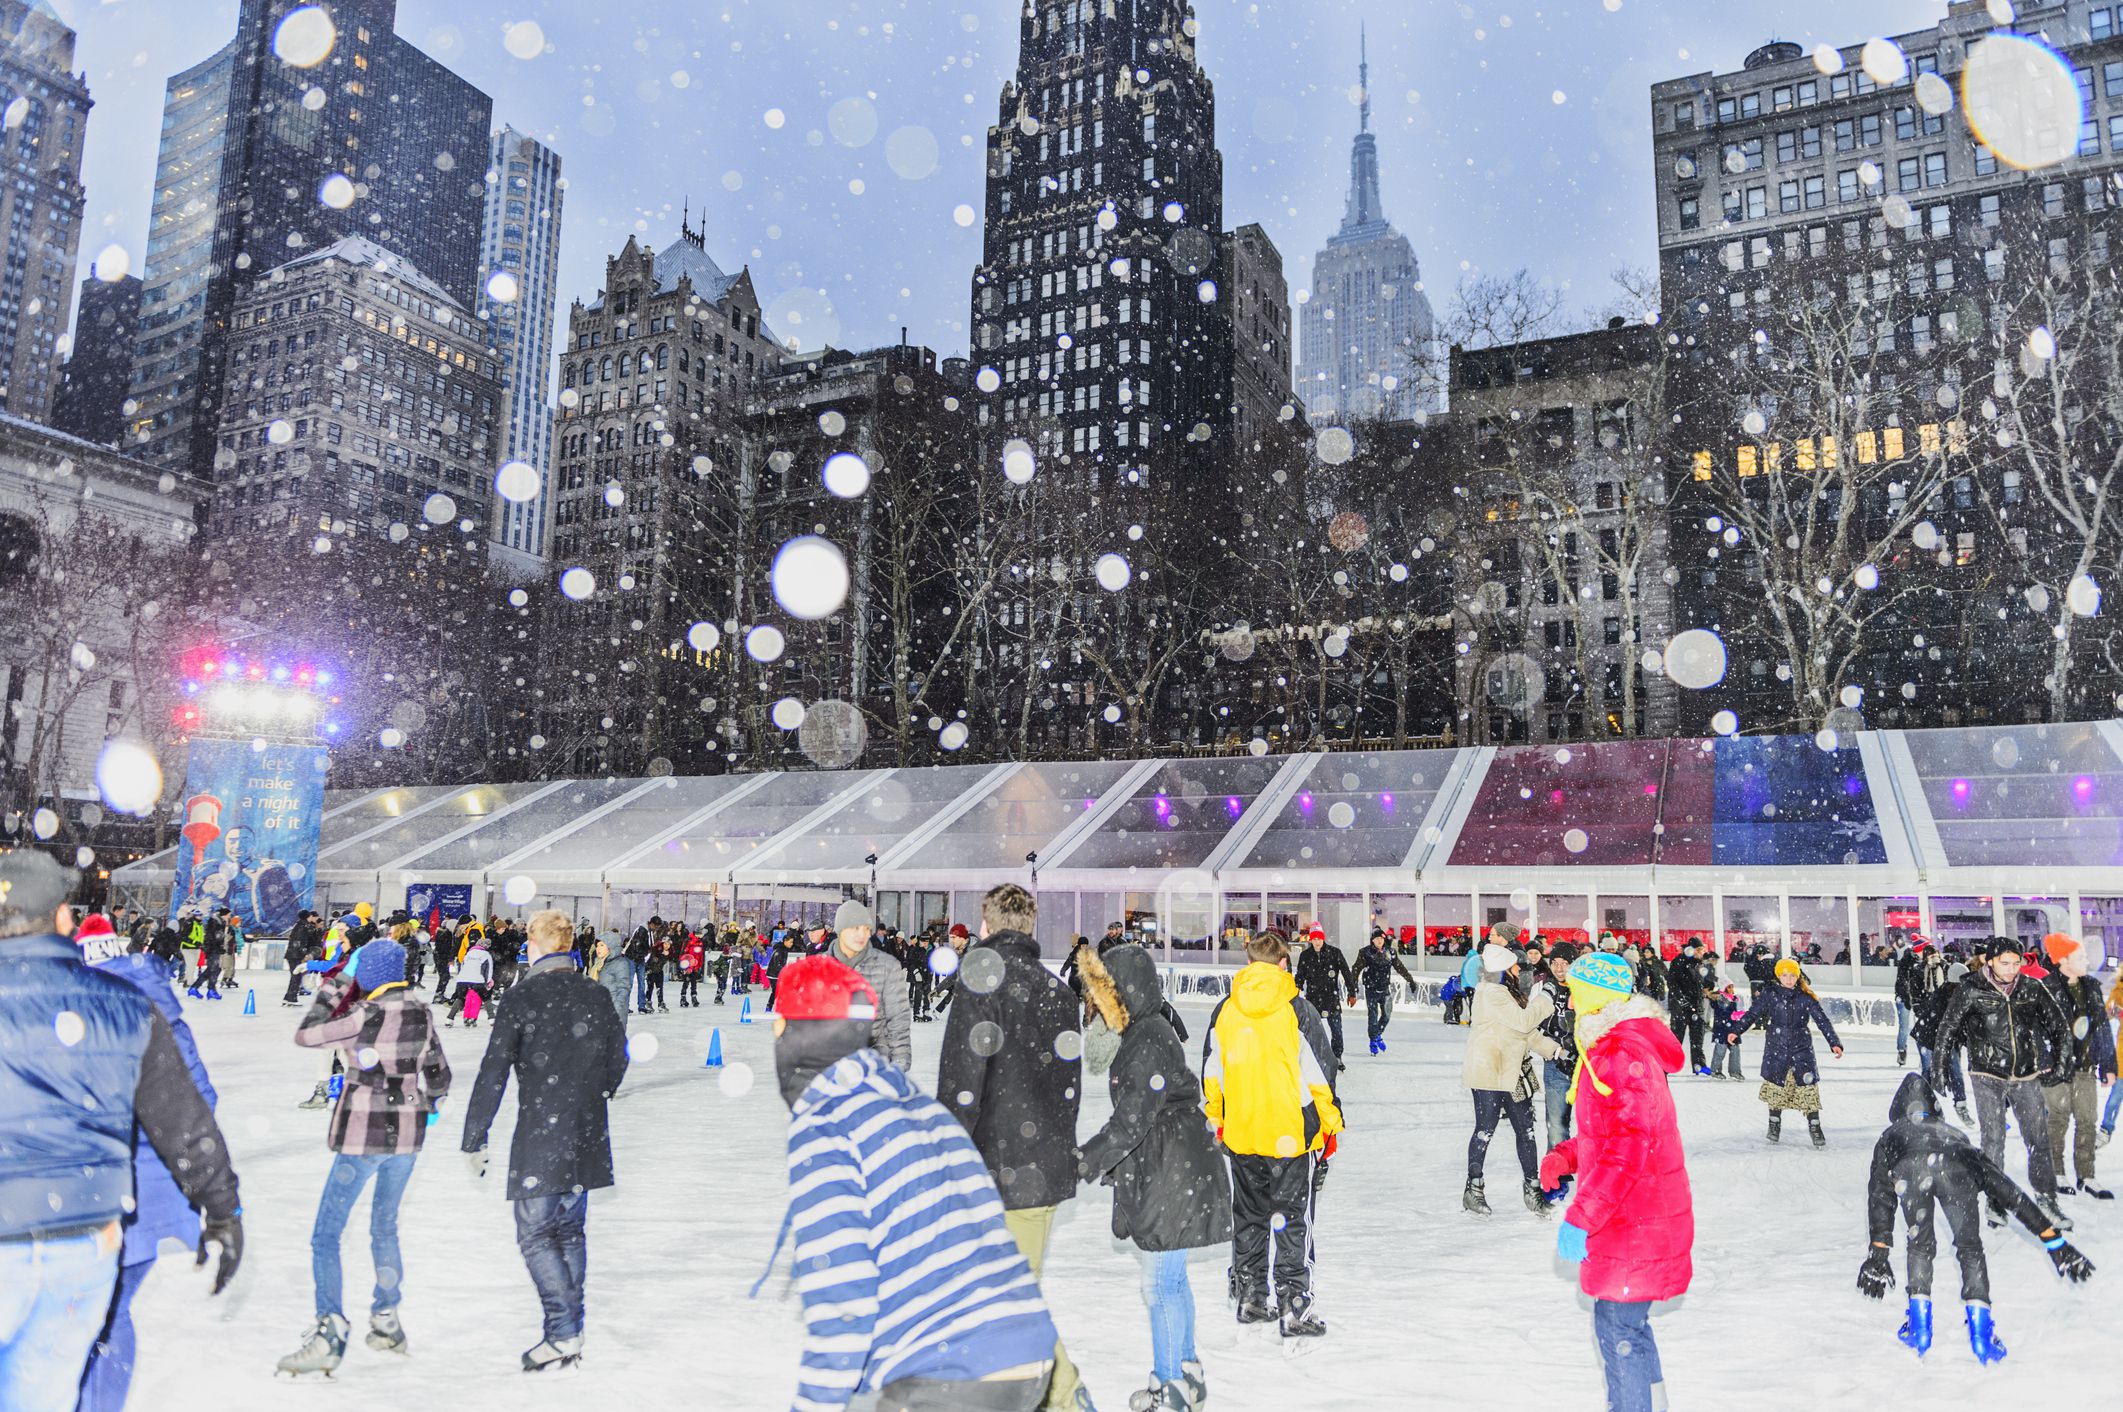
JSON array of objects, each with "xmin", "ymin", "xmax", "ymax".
[
  {"xmin": 1538, "ymin": 1150, "xmax": 1573, "ymax": 1194},
  {"xmin": 1856, "ymin": 1247, "xmax": 1896, "ymax": 1299},
  {"xmin": 463, "ymin": 1147, "xmax": 489, "ymax": 1181},
  {"xmin": 2046, "ymin": 1237, "xmax": 2094, "ymax": 1283},
  {"xmin": 196, "ymin": 1212, "xmax": 244, "ymax": 1295},
  {"xmin": 1346, "ymin": 995, "xmax": 1358, "ymax": 1008},
  {"xmin": 1556, "ymin": 1221, "xmax": 1588, "ymax": 1264},
  {"xmin": 1322, "ymin": 1133, "xmax": 1338, "ymax": 1160}
]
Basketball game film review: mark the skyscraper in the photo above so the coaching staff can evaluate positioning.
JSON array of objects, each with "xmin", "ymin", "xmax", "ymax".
[
  {"xmin": 54, "ymin": 273, "xmax": 142, "ymax": 446},
  {"xmin": 126, "ymin": 0, "xmax": 491, "ymax": 482},
  {"xmin": 1297, "ymin": 30, "xmax": 1441, "ymax": 424},
  {"xmin": 968, "ymin": 0, "xmax": 1232, "ymax": 499},
  {"xmin": 1221, "ymin": 221, "xmax": 1294, "ymax": 454},
  {"xmin": 0, "ymin": 0, "xmax": 91, "ymax": 425},
  {"xmin": 479, "ymin": 126, "xmax": 565, "ymax": 579}
]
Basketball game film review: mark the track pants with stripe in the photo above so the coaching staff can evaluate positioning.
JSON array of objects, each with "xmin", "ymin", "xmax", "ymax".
[{"xmin": 1229, "ymin": 1152, "xmax": 1315, "ymax": 1308}]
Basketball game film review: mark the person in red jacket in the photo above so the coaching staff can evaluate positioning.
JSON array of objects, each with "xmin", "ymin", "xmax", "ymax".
[
  {"xmin": 1539, "ymin": 951, "xmax": 1693, "ymax": 1412},
  {"xmin": 677, "ymin": 931, "xmax": 706, "ymax": 1008}
]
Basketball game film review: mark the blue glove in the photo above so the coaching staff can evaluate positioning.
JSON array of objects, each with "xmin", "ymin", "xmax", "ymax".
[{"xmin": 1556, "ymin": 1221, "xmax": 1588, "ymax": 1264}]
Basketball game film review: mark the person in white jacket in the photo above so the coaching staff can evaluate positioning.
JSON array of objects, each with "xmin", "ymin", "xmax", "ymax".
[
  {"xmin": 447, "ymin": 942, "xmax": 493, "ymax": 1027},
  {"xmin": 1462, "ymin": 942, "xmax": 1563, "ymax": 1217}
]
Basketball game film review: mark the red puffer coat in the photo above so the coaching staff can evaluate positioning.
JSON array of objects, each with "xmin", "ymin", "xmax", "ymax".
[{"xmin": 1538, "ymin": 993, "xmax": 1694, "ymax": 1303}]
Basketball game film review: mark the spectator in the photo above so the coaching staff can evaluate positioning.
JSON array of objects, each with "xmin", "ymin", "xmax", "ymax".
[{"xmin": 829, "ymin": 899, "xmax": 911, "ymax": 1069}]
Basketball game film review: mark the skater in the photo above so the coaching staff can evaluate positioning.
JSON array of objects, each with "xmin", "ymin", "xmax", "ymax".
[
  {"xmin": 461, "ymin": 909, "xmax": 631, "ymax": 1373},
  {"xmin": 1893, "ymin": 937, "xmax": 1929, "ymax": 1065},
  {"xmin": 1462, "ymin": 942, "xmax": 1563, "ymax": 1216},
  {"xmin": 447, "ymin": 936, "xmax": 493, "ymax": 1026},
  {"xmin": 938, "ymin": 885, "xmax": 1087, "ymax": 1410},
  {"xmin": 280, "ymin": 938, "xmax": 452, "ymax": 1378},
  {"xmin": 1203, "ymin": 930, "xmax": 1344, "ymax": 1340},
  {"xmin": 1664, "ymin": 938, "xmax": 1713, "ymax": 1075},
  {"xmin": 2039, "ymin": 933, "xmax": 2115, "ymax": 1200},
  {"xmin": 0, "ymin": 851, "xmax": 242, "ymax": 1411},
  {"xmin": 712, "ymin": 938, "xmax": 731, "ymax": 1004},
  {"xmin": 1293, "ymin": 925, "xmax": 1357, "ymax": 1068},
  {"xmin": 2106, "ymin": 969, "xmax": 2123, "ymax": 1146},
  {"xmin": 904, "ymin": 932, "xmax": 932, "ymax": 1020},
  {"xmin": 73, "ymin": 914, "xmax": 222, "ymax": 1412},
  {"xmin": 676, "ymin": 928, "xmax": 703, "ymax": 1006},
  {"xmin": 1538, "ymin": 952, "xmax": 1692, "ymax": 1412},
  {"xmin": 1706, "ymin": 983, "xmax": 1747, "ymax": 1079},
  {"xmin": 1535, "ymin": 942, "xmax": 1579, "ymax": 1147},
  {"xmin": 186, "ymin": 909, "xmax": 224, "ymax": 999},
  {"xmin": 590, "ymin": 932, "xmax": 633, "ymax": 1029},
  {"xmin": 643, "ymin": 924, "xmax": 670, "ymax": 1012},
  {"xmin": 1743, "ymin": 958, "xmax": 1843, "ymax": 1146},
  {"xmin": 1078, "ymin": 944, "xmax": 1229, "ymax": 1412},
  {"xmin": 1857, "ymin": 1073, "xmax": 2094, "ymax": 1364},
  {"xmin": 761, "ymin": 955, "xmax": 1059, "ymax": 1412},
  {"xmin": 1453, "ymin": 927, "xmax": 1489, "ymax": 1025},
  {"xmin": 830, "ymin": 899, "xmax": 913, "ymax": 1069},
  {"xmin": 1912, "ymin": 946, "xmax": 1975, "ymax": 1125},
  {"xmin": 1356, "ymin": 927, "xmax": 1416, "ymax": 1055},
  {"xmin": 282, "ymin": 909, "xmax": 321, "ymax": 1005},
  {"xmin": 1930, "ymin": 938, "xmax": 2073, "ymax": 1225}
]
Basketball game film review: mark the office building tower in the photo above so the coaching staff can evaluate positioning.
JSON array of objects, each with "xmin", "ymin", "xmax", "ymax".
[
  {"xmin": 480, "ymin": 125, "xmax": 565, "ymax": 578},
  {"xmin": 0, "ymin": 0, "xmax": 91, "ymax": 424}
]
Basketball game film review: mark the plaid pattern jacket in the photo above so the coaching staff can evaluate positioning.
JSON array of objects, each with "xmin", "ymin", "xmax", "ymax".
[{"xmin": 295, "ymin": 973, "xmax": 452, "ymax": 1155}]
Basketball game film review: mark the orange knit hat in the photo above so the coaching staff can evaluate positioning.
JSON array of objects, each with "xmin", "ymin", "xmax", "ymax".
[{"xmin": 2042, "ymin": 932, "xmax": 2082, "ymax": 964}]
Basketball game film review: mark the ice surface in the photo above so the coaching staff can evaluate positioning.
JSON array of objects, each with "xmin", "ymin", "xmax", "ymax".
[{"xmin": 129, "ymin": 988, "xmax": 2112, "ymax": 1410}]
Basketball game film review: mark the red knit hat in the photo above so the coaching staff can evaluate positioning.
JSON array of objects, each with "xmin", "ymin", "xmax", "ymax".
[
  {"xmin": 774, "ymin": 955, "xmax": 878, "ymax": 1021},
  {"xmin": 2042, "ymin": 932, "xmax": 2083, "ymax": 964},
  {"xmin": 74, "ymin": 913, "xmax": 124, "ymax": 965},
  {"xmin": 948, "ymin": 923, "xmax": 970, "ymax": 941},
  {"xmin": 1307, "ymin": 926, "xmax": 1326, "ymax": 943}
]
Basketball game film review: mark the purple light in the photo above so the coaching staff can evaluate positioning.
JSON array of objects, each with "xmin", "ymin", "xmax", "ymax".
[
  {"xmin": 1226, "ymin": 796, "xmax": 1243, "ymax": 817},
  {"xmin": 2073, "ymin": 775, "xmax": 2096, "ymax": 803},
  {"xmin": 1298, "ymin": 792, "xmax": 1314, "ymax": 814},
  {"xmin": 1642, "ymin": 783, "xmax": 1659, "ymax": 797},
  {"xmin": 1844, "ymin": 775, "xmax": 1865, "ymax": 797},
  {"xmin": 1380, "ymin": 792, "xmax": 1396, "ymax": 814},
  {"xmin": 1951, "ymin": 778, "xmax": 1971, "ymax": 807}
]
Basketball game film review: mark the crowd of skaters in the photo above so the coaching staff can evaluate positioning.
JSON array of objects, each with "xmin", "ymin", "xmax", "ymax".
[{"xmin": 1, "ymin": 840, "xmax": 2118, "ymax": 1411}]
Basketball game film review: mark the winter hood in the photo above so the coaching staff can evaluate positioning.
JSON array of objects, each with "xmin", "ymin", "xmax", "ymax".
[
  {"xmin": 1230, "ymin": 961, "xmax": 1298, "ymax": 1019},
  {"xmin": 1889, "ymin": 1071, "xmax": 1939, "ymax": 1125},
  {"xmin": 1570, "ymin": 993, "xmax": 1679, "ymax": 1102},
  {"xmin": 1084, "ymin": 942, "xmax": 1162, "ymax": 1031}
]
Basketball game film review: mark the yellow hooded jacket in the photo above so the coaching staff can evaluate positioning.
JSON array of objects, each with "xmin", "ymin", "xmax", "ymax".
[{"xmin": 1203, "ymin": 962, "xmax": 1344, "ymax": 1158}]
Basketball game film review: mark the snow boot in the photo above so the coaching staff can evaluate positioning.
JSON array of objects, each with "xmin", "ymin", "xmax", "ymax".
[
  {"xmin": 1896, "ymin": 1296, "xmax": 1933, "ymax": 1356},
  {"xmin": 366, "ymin": 1309, "xmax": 407, "ymax": 1355},
  {"xmin": 275, "ymin": 1315, "xmax": 349, "ymax": 1379},
  {"xmin": 1808, "ymin": 1114, "xmax": 1826, "ymax": 1149},
  {"xmin": 1767, "ymin": 1112, "xmax": 1782, "ymax": 1144},
  {"xmin": 297, "ymin": 1082, "xmax": 331, "ymax": 1111},
  {"xmin": 2079, "ymin": 1179, "xmax": 2114, "ymax": 1200},
  {"xmin": 1127, "ymin": 1382, "xmax": 1188, "ymax": 1412},
  {"xmin": 1180, "ymin": 1359, "xmax": 1206, "ymax": 1410},
  {"xmin": 522, "ymin": 1335, "xmax": 584, "ymax": 1373},
  {"xmin": 1462, "ymin": 1178, "xmax": 1491, "ymax": 1216},
  {"xmin": 1278, "ymin": 1295, "xmax": 1326, "ymax": 1339},
  {"xmin": 1522, "ymin": 1179, "xmax": 1551, "ymax": 1216},
  {"xmin": 1964, "ymin": 1303, "xmax": 2007, "ymax": 1365}
]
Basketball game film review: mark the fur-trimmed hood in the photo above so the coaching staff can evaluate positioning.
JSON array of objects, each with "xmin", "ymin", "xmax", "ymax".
[
  {"xmin": 1570, "ymin": 993, "xmax": 1680, "ymax": 1101},
  {"xmin": 1080, "ymin": 942, "xmax": 1160, "ymax": 1032},
  {"xmin": 1576, "ymin": 992, "xmax": 1666, "ymax": 1051}
]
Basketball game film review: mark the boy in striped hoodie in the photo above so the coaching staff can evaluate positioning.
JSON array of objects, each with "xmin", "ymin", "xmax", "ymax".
[{"xmin": 761, "ymin": 955, "xmax": 1058, "ymax": 1412}]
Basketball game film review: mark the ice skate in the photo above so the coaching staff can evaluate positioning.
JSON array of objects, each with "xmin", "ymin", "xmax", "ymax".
[
  {"xmin": 1767, "ymin": 1111, "xmax": 1782, "ymax": 1144},
  {"xmin": 1180, "ymin": 1358, "xmax": 1206, "ymax": 1410},
  {"xmin": 1964, "ymin": 1303, "xmax": 2007, "ymax": 1365},
  {"xmin": 365, "ymin": 1309, "xmax": 407, "ymax": 1355},
  {"xmin": 275, "ymin": 1315, "xmax": 348, "ymax": 1379},
  {"xmin": 2099, "ymin": 1126, "xmax": 2114, "ymax": 1149},
  {"xmin": 2036, "ymin": 1194, "xmax": 2074, "ymax": 1231},
  {"xmin": 1896, "ymin": 1296, "xmax": 1932, "ymax": 1356},
  {"xmin": 1127, "ymin": 1381, "xmax": 1188, "ymax": 1411},
  {"xmin": 521, "ymin": 1335, "xmax": 584, "ymax": 1373},
  {"xmin": 1277, "ymin": 1295, "xmax": 1326, "ymax": 1339},
  {"xmin": 1807, "ymin": 1114, "xmax": 1826, "ymax": 1149},
  {"xmin": 1233, "ymin": 1292, "xmax": 1276, "ymax": 1326},
  {"xmin": 1896, "ymin": 1047, "xmax": 1907, "ymax": 1065},
  {"xmin": 297, "ymin": 1082, "xmax": 331, "ymax": 1111},
  {"xmin": 1693, "ymin": 1066, "xmax": 1712, "ymax": 1078},
  {"xmin": 1955, "ymin": 1101, "xmax": 1974, "ymax": 1126},
  {"xmin": 1522, "ymin": 1178, "xmax": 1551, "ymax": 1215},
  {"xmin": 1462, "ymin": 1177, "xmax": 1490, "ymax": 1215},
  {"xmin": 186, "ymin": 986, "xmax": 203, "ymax": 999},
  {"xmin": 2078, "ymin": 1178, "xmax": 2113, "ymax": 1199}
]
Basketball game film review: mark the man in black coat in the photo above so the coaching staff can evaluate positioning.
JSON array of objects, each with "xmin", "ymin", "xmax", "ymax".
[
  {"xmin": 1929, "ymin": 938, "xmax": 2073, "ymax": 1226},
  {"xmin": 280, "ymin": 910, "xmax": 321, "ymax": 1005},
  {"xmin": 461, "ymin": 909, "xmax": 631, "ymax": 1373},
  {"xmin": 1293, "ymin": 926, "xmax": 1357, "ymax": 1068},
  {"xmin": 1857, "ymin": 1073, "xmax": 2090, "ymax": 1362},
  {"xmin": 1356, "ymin": 928, "xmax": 1417, "ymax": 1057},
  {"xmin": 1664, "ymin": 939, "xmax": 1713, "ymax": 1075},
  {"xmin": 937, "ymin": 884, "xmax": 1084, "ymax": 1409},
  {"xmin": 1742, "ymin": 944, "xmax": 1776, "ymax": 1002}
]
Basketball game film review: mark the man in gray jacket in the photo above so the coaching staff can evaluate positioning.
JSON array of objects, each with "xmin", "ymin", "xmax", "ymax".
[{"xmin": 831, "ymin": 899, "xmax": 912, "ymax": 1069}]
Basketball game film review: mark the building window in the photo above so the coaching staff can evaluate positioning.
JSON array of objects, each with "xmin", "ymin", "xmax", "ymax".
[
  {"xmin": 1780, "ymin": 180, "xmax": 1801, "ymax": 213},
  {"xmin": 2098, "ymin": 9, "xmax": 2117, "ymax": 41},
  {"xmin": 2043, "ymin": 183, "xmax": 2065, "ymax": 217},
  {"xmin": 1972, "ymin": 143, "xmax": 1998, "ymax": 177},
  {"xmin": 1746, "ymin": 186, "xmax": 1767, "ymax": 219},
  {"xmin": 1804, "ymin": 174, "xmax": 1825, "ymax": 209},
  {"xmin": 1679, "ymin": 197, "xmax": 1700, "ymax": 230},
  {"xmin": 1674, "ymin": 100, "xmax": 1695, "ymax": 129},
  {"xmin": 1979, "ymin": 193, "xmax": 2000, "ymax": 228},
  {"xmin": 1897, "ymin": 157, "xmax": 1921, "ymax": 193}
]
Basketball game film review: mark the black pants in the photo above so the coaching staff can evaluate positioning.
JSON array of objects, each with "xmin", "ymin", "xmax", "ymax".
[
  {"xmin": 1670, "ymin": 1001, "xmax": 1706, "ymax": 1071},
  {"xmin": 1904, "ymin": 1192, "xmax": 1991, "ymax": 1303},
  {"xmin": 1365, "ymin": 989, "xmax": 1392, "ymax": 1043},
  {"xmin": 1229, "ymin": 1151, "xmax": 1315, "ymax": 1308},
  {"xmin": 1972, "ymin": 1074, "xmax": 2057, "ymax": 1197},
  {"xmin": 678, "ymin": 974, "xmax": 701, "ymax": 1004},
  {"xmin": 875, "ymin": 1376, "xmax": 1047, "ymax": 1412},
  {"xmin": 281, "ymin": 961, "xmax": 307, "ymax": 1004},
  {"xmin": 432, "ymin": 965, "xmax": 452, "ymax": 1003},
  {"xmin": 1319, "ymin": 1002, "xmax": 1344, "ymax": 1060},
  {"xmin": 1469, "ymin": 1089, "xmax": 1538, "ymax": 1182},
  {"xmin": 714, "ymin": 971, "xmax": 728, "ymax": 999},
  {"xmin": 644, "ymin": 970, "xmax": 666, "ymax": 1008},
  {"xmin": 192, "ymin": 954, "xmax": 221, "ymax": 992},
  {"xmin": 447, "ymin": 983, "xmax": 489, "ymax": 1022},
  {"xmin": 909, "ymin": 978, "xmax": 930, "ymax": 1018}
]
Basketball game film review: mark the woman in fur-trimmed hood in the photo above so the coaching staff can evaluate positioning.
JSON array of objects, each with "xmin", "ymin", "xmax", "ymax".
[{"xmin": 1078, "ymin": 943, "xmax": 1231, "ymax": 1411}]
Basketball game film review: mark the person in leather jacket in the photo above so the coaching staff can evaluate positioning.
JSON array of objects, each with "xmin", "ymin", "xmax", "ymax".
[{"xmin": 1928, "ymin": 938, "xmax": 2073, "ymax": 1225}]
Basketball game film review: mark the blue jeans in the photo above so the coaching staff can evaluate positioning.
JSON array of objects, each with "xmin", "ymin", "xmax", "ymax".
[
  {"xmin": 1592, "ymin": 1299, "xmax": 1665, "ymax": 1412},
  {"xmin": 0, "ymin": 1226, "xmax": 119, "ymax": 1412},
  {"xmin": 1137, "ymin": 1249, "xmax": 1196, "ymax": 1383},
  {"xmin": 310, "ymin": 1151, "xmax": 418, "ymax": 1319},
  {"xmin": 515, "ymin": 1193, "xmax": 589, "ymax": 1341},
  {"xmin": 77, "ymin": 1256, "xmax": 153, "ymax": 1412},
  {"xmin": 1920, "ymin": 1045, "xmax": 1967, "ymax": 1104},
  {"xmin": 632, "ymin": 966, "xmax": 648, "ymax": 1012},
  {"xmin": 1544, "ymin": 1059, "xmax": 1575, "ymax": 1148},
  {"xmin": 2103, "ymin": 1077, "xmax": 2122, "ymax": 1132},
  {"xmin": 1895, "ymin": 1003, "xmax": 1912, "ymax": 1055}
]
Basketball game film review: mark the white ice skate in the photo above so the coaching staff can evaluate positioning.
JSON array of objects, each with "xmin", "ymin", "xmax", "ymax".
[
  {"xmin": 366, "ymin": 1309, "xmax": 407, "ymax": 1355},
  {"xmin": 521, "ymin": 1335, "xmax": 584, "ymax": 1373},
  {"xmin": 275, "ymin": 1315, "xmax": 349, "ymax": 1379}
]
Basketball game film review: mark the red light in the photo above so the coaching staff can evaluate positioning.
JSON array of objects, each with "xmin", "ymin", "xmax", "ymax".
[
  {"xmin": 201, "ymin": 660, "xmax": 218, "ymax": 675},
  {"xmin": 296, "ymin": 668, "xmax": 314, "ymax": 685},
  {"xmin": 246, "ymin": 664, "xmax": 264, "ymax": 679}
]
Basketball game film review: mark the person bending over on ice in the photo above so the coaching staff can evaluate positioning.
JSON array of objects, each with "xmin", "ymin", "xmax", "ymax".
[
  {"xmin": 1857, "ymin": 1073, "xmax": 2093, "ymax": 1365},
  {"xmin": 760, "ymin": 956, "xmax": 1059, "ymax": 1412},
  {"xmin": 1538, "ymin": 953, "xmax": 1692, "ymax": 1412}
]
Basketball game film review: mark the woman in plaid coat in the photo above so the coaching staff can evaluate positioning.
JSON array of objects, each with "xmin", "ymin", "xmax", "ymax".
[{"xmin": 278, "ymin": 939, "xmax": 452, "ymax": 1379}]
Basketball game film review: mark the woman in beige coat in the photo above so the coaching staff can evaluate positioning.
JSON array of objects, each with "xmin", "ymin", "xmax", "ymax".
[{"xmin": 1463, "ymin": 942, "xmax": 1564, "ymax": 1216}]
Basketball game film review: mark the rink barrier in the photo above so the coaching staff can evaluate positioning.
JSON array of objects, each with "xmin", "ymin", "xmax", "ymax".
[{"xmin": 1153, "ymin": 964, "xmax": 1907, "ymax": 1033}]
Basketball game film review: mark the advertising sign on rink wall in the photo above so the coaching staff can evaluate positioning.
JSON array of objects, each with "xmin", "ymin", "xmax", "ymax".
[{"xmin": 172, "ymin": 737, "xmax": 329, "ymax": 936}]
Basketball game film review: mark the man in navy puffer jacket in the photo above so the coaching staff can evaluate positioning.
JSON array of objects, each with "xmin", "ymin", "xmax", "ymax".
[
  {"xmin": 73, "ymin": 911, "xmax": 221, "ymax": 1411},
  {"xmin": 0, "ymin": 850, "xmax": 242, "ymax": 1412}
]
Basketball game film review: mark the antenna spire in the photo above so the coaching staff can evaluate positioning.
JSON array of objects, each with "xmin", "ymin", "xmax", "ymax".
[{"xmin": 1359, "ymin": 22, "xmax": 1371, "ymax": 135}]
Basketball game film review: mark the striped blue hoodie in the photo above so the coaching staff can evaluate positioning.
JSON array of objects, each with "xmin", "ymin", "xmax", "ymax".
[{"xmin": 765, "ymin": 1047, "xmax": 1057, "ymax": 1411}]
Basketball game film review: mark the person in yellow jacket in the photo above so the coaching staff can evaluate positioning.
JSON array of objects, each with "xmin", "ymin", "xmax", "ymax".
[
  {"xmin": 1202, "ymin": 931, "xmax": 1343, "ymax": 1340},
  {"xmin": 456, "ymin": 922, "xmax": 484, "ymax": 967}
]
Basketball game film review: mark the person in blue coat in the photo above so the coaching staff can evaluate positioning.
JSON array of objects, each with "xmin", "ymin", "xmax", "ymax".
[
  {"xmin": 72, "ymin": 914, "xmax": 220, "ymax": 1412},
  {"xmin": 1743, "ymin": 958, "xmax": 1844, "ymax": 1147}
]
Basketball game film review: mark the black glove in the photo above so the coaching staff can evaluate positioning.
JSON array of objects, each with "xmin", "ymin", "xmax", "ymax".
[
  {"xmin": 2048, "ymin": 1239, "xmax": 2094, "ymax": 1283},
  {"xmin": 196, "ymin": 1213, "xmax": 244, "ymax": 1295},
  {"xmin": 1856, "ymin": 1247, "xmax": 1895, "ymax": 1299}
]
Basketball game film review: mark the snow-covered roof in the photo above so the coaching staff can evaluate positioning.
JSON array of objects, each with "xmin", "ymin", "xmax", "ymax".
[
  {"xmin": 267, "ymin": 236, "xmax": 464, "ymax": 312},
  {"xmin": 586, "ymin": 235, "xmax": 743, "ymax": 312}
]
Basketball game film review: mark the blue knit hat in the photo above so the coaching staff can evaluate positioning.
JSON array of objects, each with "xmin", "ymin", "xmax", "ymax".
[
  {"xmin": 1564, "ymin": 951, "xmax": 1634, "ymax": 1011},
  {"xmin": 353, "ymin": 939, "xmax": 407, "ymax": 992}
]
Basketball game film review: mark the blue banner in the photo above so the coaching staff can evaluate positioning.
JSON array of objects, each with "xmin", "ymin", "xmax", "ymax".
[
  {"xmin": 407, "ymin": 883, "xmax": 476, "ymax": 927},
  {"xmin": 172, "ymin": 738, "xmax": 329, "ymax": 936}
]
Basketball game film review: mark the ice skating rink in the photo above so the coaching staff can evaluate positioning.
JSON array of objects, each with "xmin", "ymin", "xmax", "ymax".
[{"xmin": 128, "ymin": 991, "xmax": 2113, "ymax": 1411}]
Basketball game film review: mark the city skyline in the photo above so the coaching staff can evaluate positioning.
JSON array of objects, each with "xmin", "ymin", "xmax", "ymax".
[{"xmin": 55, "ymin": 0, "xmax": 1946, "ymax": 376}]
